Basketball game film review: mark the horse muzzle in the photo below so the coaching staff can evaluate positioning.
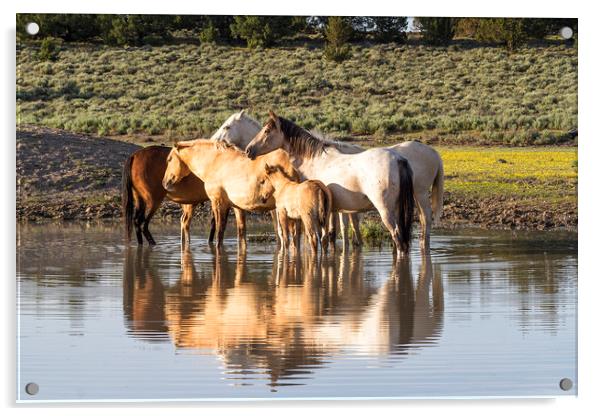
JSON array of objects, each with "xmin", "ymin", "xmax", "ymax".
[
  {"xmin": 245, "ymin": 148, "xmax": 256, "ymax": 160},
  {"xmin": 162, "ymin": 178, "xmax": 174, "ymax": 192}
]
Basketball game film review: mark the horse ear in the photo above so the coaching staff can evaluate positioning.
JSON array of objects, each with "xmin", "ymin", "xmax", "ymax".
[
  {"xmin": 269, "ymin": 110, "xmax": 280, "ymax": 129},
  {"xmin": 239, "ymin": 109, "xmax": 247, "ymax": 117},
  {"xmin": 264, "ymin": 164, "xmax": 276, "ymax": 174}
]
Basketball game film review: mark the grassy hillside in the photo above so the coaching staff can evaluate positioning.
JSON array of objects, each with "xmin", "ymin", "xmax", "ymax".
[{"xmin": 17, "ymin": 41, "xmax": 577, "ymax": 145}]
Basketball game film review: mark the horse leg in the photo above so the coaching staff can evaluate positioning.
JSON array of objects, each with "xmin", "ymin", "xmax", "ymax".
[
  {"xmin": 180, "ymin": 204, "xmax": 196, "ymax": 247},
  {"xmin": 328, "ymin": 212, "xmax": 338, "ymax": 247},
  {"xmin": 142, "ymin": 205, "xmax": 158, "ymax": 246},
  {"xmin": 275, "ymin": 210, "xmax": 285, "ymax": 251},
  {"xmin": 350, "ymin": 213, "xmax": 363, "ymax": 247},
  {"xmin": 132, "ymin": 195, "xmax": 145, "ymax": 245},
  {"xmin": 291, "ymin": 220, "xmax": 301, "ymax": 255},
  {"xmin": 416, "ymin": 193, "xmax": 432, "ymax": 252},
  {"xmin": 321, "ymin": 222, "xmax": 330, "ymax": 253},
  {"xmin": 233, "ymin": 207, "xmax": 246, "ymax": 248},
  {"xmin": 303, "ymin": 215, "xmax": 319, "ymax": 253},
  {"xmin": 208, "ymin": 214, "xmax": 216, "ymax": 245},
  {"xmin": 270, "ymin": 210, "xmax": 282, "ymax": 248},
  {"xmin": 277, "ymin": 209, "xmax": 290, "ymax": 252},
  {"xmin": 373, "ymin": 201, "xmax": 405, "ymax": 258},
  {"xmin": 213, "ymin": 203, "xmax": 230, "ymax": 247},
  {"xmin": 339, "ymin": 212, "xmax": 350, "ymax": 251},
  {"xmin": 134, "ymin": 211, "xmax": 144, "ymax": 245}
]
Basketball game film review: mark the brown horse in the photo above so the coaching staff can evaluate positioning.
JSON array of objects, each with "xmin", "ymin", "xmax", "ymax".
[{"xmin": 122, "ymin": 145, "xmax": 222, "ymax": 246}]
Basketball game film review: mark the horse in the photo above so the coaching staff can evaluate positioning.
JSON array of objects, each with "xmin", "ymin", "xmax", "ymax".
[
  {"xmin": 245, "ymin": 111, "xmax": 415, "ymax": 257},
  {"xmin": 215, "ymin": 111, "xmax": 443, "ymax": 250},
  {"xmin": 122, "ymin": 112, "xmax": 261, "ymax": 247},
  {"xmin": 308, "ymin": 139, "xmax": 444, "ymax": 251},
  {"xmin": 260, "ymin": 164, "xmax": 332, "ymax": 253},
  {"xmin": 122, "ymin": 145, "xmax": 210, "ymax": 246},
  {"xmin": 162, "ymin": 139, "xmax": 299, "ymax": 247}
]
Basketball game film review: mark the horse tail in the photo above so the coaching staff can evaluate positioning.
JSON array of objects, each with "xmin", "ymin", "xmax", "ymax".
[
  {"xmin": 431, "ymin": 154, "xmax": 444, "ymax": 225},
  {"xmin": 317, "ymin": 182, "xmax": 332, "ymax": 230},
  {"xmin": 122, "ymin": 154, "xmax": 135, "ymax": 242},
  {"xmin": 398, "ymin": 157, "xmax": 415, "ymax": 253}
]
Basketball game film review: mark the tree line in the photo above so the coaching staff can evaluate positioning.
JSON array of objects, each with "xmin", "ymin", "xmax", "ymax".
[{"xmin": 17, "ymin": 15, "xmax": 577, "ymax": 59}]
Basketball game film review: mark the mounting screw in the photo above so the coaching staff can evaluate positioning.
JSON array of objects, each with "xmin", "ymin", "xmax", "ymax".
[
  {"xmin": 25, "ymin": 22, "xmax": 40, "ymax": 36},
  {"xmin": 560, "ymin": 27, "xmax": 573, "ymax": 40},
  {"xmin": 559, "ymin": 378, "xmax": 573, "ymax": 391},
  {"xmin": 25, "ymin": 382, "xmax": 39, "ymax": 395}
]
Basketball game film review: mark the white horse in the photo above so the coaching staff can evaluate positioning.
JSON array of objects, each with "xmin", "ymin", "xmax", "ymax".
[
  {"xmin": 245, "ymin": 111, "xmax": 415, "ymax": 257},
  {"xmin": 216, "ymin": 110, "xmax": 444, "ymax": 251}
]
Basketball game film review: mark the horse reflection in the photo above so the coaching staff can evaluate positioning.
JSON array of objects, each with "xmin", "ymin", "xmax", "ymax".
[
  {"xmin": 123, "ymin": 248, "xmax": 444, "ymax": 387},
  {"xmin": 122, "ymin": 247, "xmax": 167, "ymax": 339}
]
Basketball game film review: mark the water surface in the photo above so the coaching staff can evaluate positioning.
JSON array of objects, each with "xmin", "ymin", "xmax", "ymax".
[{"xmin": 17, "ymin": 223, "xmax": 577, "ymax": 401}]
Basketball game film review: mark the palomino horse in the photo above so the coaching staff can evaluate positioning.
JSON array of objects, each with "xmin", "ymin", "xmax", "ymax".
[
  {"xmin": 245, "ymin": 111, "xmax": 415, "ymax": 256},
  {"xmin": 260, "ymin": 164, "xmax": 332, "ymax": 253},
  {"xmin": 216, "ymin": 111, "xmax": 443, "ymax": 251},
  {"xmin": 162, "ymin": 140, "xmax": 298, "ymax": 247},
  {"xmin": 122, "ymin": 112, "xmax": 259, "ymax": 246}
]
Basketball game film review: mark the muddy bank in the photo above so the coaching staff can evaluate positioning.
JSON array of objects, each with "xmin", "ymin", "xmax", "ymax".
[{"xmin": 16, "ymin": 126, "xmax": 577, "ymax": 231}]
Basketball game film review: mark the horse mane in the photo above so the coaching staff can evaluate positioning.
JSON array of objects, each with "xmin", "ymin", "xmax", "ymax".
[
  {"xmin": 276, "ymin": 117, "xmax": 330, "ymax": 158},
  {"xmin": 213, "ymin": 139, "xmax": 245, "ymax": 155},
  {"xmin": 275, "ymin": 117, "xmax": 364, "ymax": 158},
  {"xmin": 176, "ymin": 139, "xmax": 208, "ymax": 149},
  {"xmin": 265, "ymin": 163, "xmax": 300, "ymax": 182},
  {"xmin": 310, "ymin": 129, "xmax": 365, "ymax": 153}
]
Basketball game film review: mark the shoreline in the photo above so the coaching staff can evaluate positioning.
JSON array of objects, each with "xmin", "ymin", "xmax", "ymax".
[
  {"xmin": 16, "ymin": 126, "xmax": 577, "ymax": 232},
  {"xmin": 16, "ymin": 194, "xmax": 577, "ymax": 232}
]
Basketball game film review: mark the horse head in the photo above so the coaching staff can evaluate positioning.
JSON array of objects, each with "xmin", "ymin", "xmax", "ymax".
[
  {"xmin": 162, "ymin": 143, "xmax": 192, "ymax": 192},
  {"xmin": 211, "ymin": 110, "xmax": 262, "ymax": 150},
  {"xmin": 245, "ymin": 110, "xmax": 287, "ymax": 160}
]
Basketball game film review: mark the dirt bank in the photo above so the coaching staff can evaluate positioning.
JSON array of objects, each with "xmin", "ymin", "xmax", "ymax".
[{"xmin": 16, "ymin": 126, "xmax": 576, "ymax": 231}]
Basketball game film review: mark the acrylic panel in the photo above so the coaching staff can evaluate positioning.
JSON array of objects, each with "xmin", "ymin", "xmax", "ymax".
[{"xmin": 16, "ymin": 14, "xmax": 578, "ymax": 402}]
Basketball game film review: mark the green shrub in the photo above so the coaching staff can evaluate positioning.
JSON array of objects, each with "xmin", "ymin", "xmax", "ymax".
[
  {"xmin": 230, "ymin": 16, "xmax": 294, "ymax": 48},
  {"xmin": 371, "ymin": 17, "xmax": 408, "ymax": 43},
  {"xmin": 97, "ymin": 15, "xmax": 174, "ymax": 46},
  {"xmin": 37, "ymin": 37, "xmax": 61, "ymax": 61},
  {"xmin": 324, "ymin": 17, "xmax": 352, "ymax": 62},
  {"xmin": 199, "ymin": 24, "xmax": 219, "ymax": 44},
  {"xmin": 415, "ymin": 17, "xmax": 456, "ymax": 46},
  {"xmin": 474, "ymin": 18, "xmax": 527, "ymax": 52},
  {"xmin": 360, "ymin": 219, "xmax": 390, "ymax": 245}
]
